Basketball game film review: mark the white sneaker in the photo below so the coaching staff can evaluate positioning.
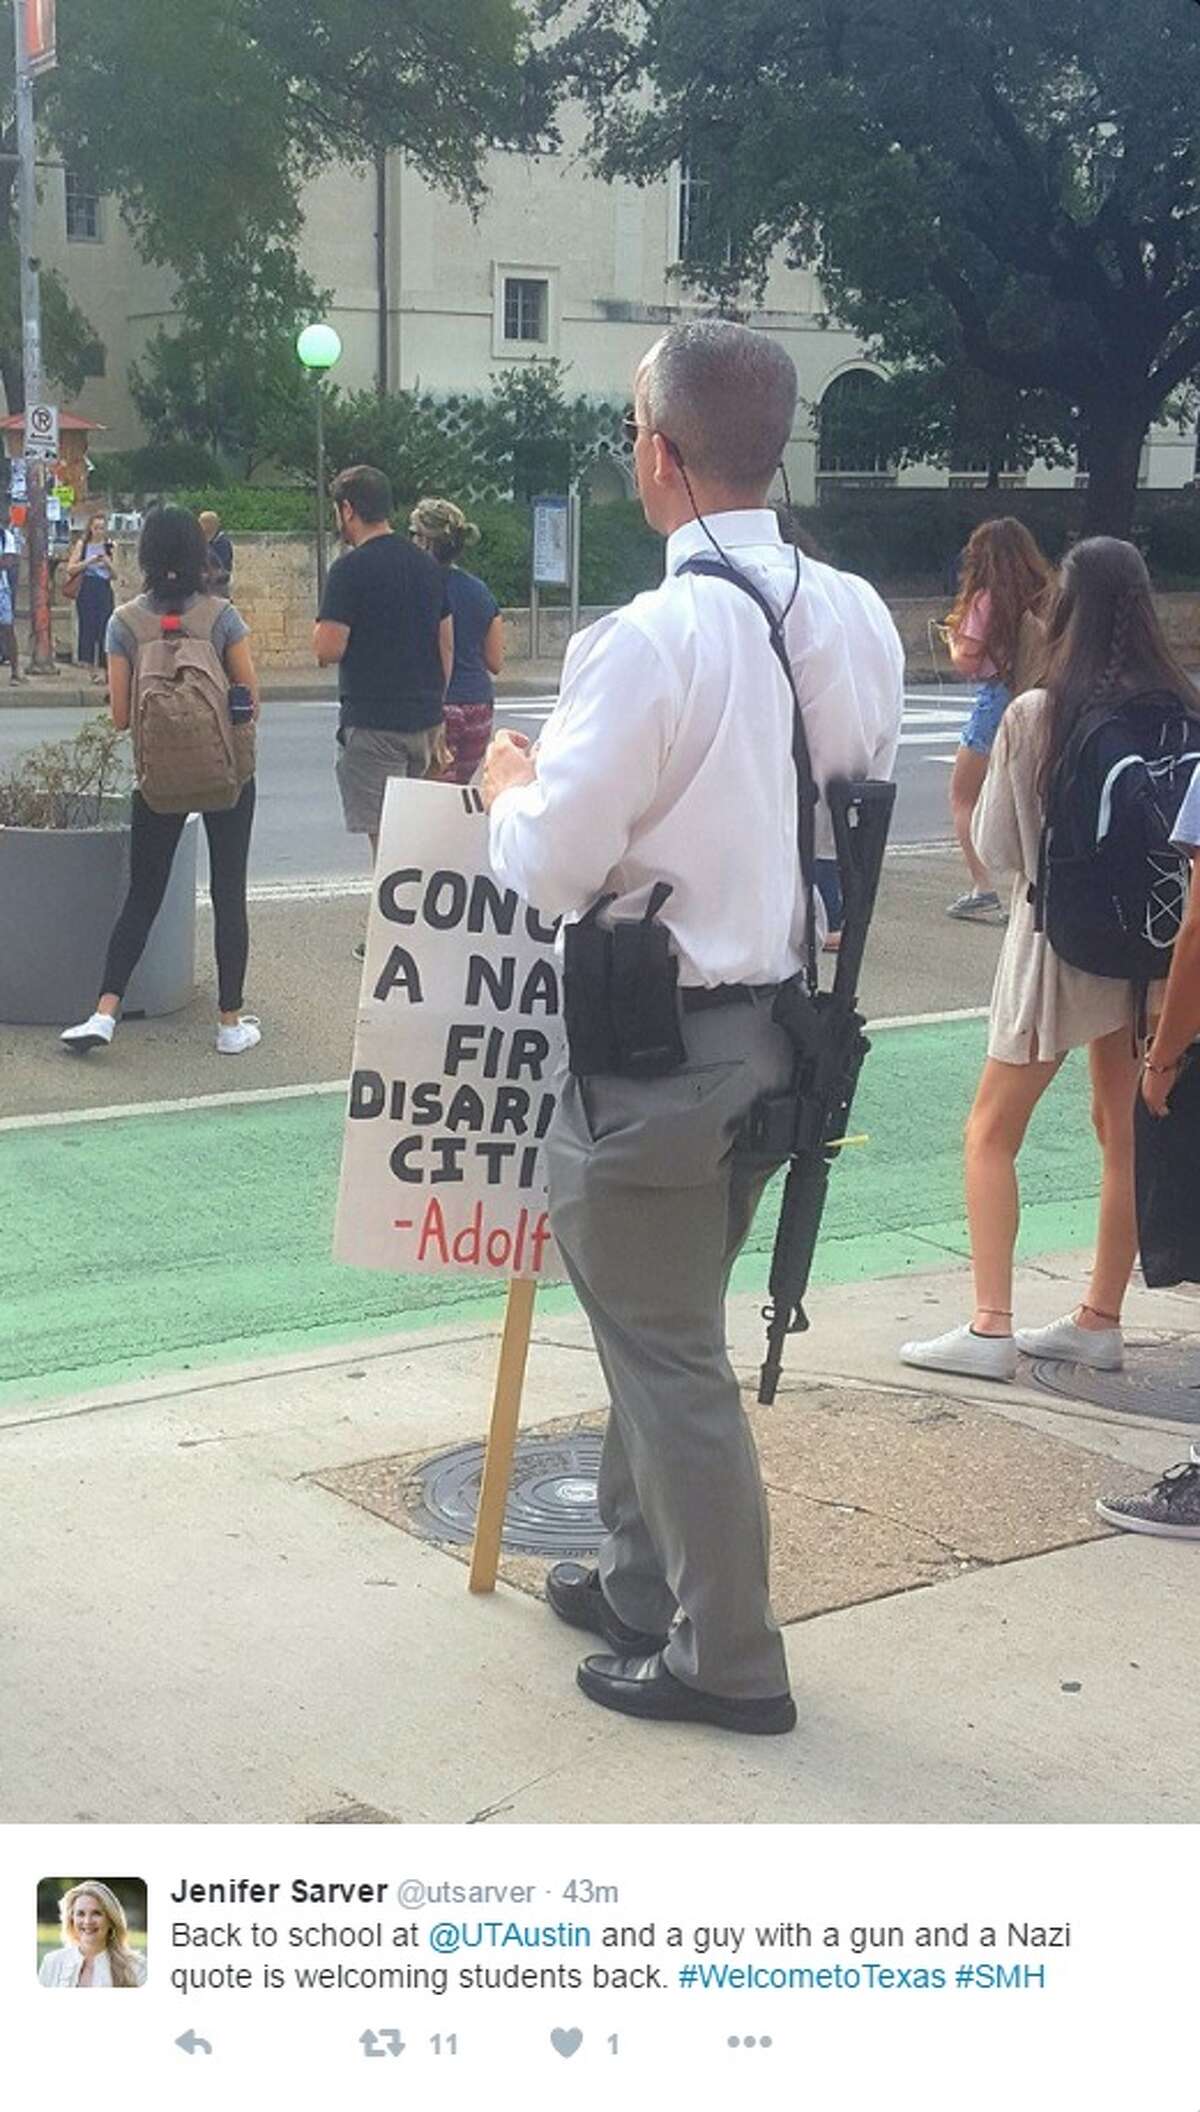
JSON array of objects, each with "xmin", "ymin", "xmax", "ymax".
[
  {"xmin": 60, "ymin": 1012, "xmax": 115, "ymax": 1053},
  {"xmin": 899, "ymin": 1322, "xmax": 1016, "ymax": 1381},
  {"xmin": 1014, "ymin": 1314, "xmax": 1123, "ymax": 1371},
  {"xmin": 216, "ymin": 1014, "xmax": 262, "ymax": 1055}
]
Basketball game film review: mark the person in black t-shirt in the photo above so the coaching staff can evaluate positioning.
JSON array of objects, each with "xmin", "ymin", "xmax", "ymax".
[{"xmin": 314, "ymin": 463, "xmax": 452, "ymax": 862}]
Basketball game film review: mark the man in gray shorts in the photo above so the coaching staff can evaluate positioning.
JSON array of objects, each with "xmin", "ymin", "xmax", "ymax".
[{"xmin": 314, "ymin": 463, "xmax": 452, "ymax": 864}]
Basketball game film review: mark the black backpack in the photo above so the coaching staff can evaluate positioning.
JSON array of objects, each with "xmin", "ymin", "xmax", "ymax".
[{"xmin": 1034, "ymin": 691, "xmax": 1200, "ymax": 981}]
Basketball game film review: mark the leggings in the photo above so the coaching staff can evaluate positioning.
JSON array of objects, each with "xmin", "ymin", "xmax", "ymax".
[
  {"xmin": 101, "ymin": 780, "xmax": 256, "ymax": 1013},
  {"xmin": 76, "ymin": 573, "xmax": 114, "ymax": 666}
]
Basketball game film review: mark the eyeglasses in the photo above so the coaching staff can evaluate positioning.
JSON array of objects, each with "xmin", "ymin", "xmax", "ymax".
[{"xmin": 622, "ymin": 414, "xmax": 681, "ymax": 462}]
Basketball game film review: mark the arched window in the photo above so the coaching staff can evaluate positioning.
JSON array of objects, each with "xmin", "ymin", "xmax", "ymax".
[{"xmin": 817, "ymin": 370, "xmax": 894, "ymax": 483}]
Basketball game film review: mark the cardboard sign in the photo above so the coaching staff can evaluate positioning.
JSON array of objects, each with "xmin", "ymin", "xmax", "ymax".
[{"xmin": 334, "ymin": 780, "xmax": 566, "ymax": 1282}]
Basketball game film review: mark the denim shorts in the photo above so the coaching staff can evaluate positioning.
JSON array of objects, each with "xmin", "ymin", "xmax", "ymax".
[{"xmin": 960, "ymin": 680, "xmax": 1011, "ymax": 756}]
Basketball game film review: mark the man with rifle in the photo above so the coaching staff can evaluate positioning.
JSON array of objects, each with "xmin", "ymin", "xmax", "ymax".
[{"xmin": 483, "ymin": 320, "xmax": 903, "ymax": 1735}]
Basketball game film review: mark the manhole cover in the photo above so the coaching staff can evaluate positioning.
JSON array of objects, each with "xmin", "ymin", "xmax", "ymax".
[
  {"xmin": 413, "ymin": 1432, "xmax": 603, "ymax": 1555},
  {"xmin": 1029, "ymin": 1343, "xmax": 1200, "ymax": 1424}
]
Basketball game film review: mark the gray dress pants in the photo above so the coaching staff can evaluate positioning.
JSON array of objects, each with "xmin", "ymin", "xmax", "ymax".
[{"xmin": 546, "ymin": 997, "xmax": 793, "ymax": 1700}]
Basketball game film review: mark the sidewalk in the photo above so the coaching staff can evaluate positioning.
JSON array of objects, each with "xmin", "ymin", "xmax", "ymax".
[
  {"xmin": 0, "ymin": 658, "xmax": 562, "ymax": 709},
  {"xmin": 2, "ymin": 856, "xmax": 1195, "ymax": 1826},
  {"xmin": 2, "ymin": 1255, "xmax": 1196, "ymax": 1826}
]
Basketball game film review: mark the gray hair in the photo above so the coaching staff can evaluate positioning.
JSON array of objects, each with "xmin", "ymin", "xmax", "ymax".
[{"xmin": 639, "ymin": 320, "xmax": 797, "ymax": 487}]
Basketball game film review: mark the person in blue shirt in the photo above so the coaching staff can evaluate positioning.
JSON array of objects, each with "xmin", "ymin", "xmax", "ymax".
[
  {"xmin": 408, "ymin": 496, "xmax": 505, "ymax": 782},
  {"xmin": 0, "ymin": 498, "xmax": 23, "ymax": 682}
]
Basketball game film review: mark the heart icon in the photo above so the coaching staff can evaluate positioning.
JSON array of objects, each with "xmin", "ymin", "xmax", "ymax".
[{"xmin": 550, "ymin": 2028, "xmax": 583, "ymax": 2059}]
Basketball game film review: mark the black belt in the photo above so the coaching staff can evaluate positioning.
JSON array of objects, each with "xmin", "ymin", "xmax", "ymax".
[{"xmin": 681, "ymin": 983, "xmax": 778, "ymax": 1014}]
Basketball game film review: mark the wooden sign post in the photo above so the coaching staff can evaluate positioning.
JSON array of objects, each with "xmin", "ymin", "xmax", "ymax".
[{"xmin": 468, "ymin": 1277, "xmax": 538, "ymax": 1592}]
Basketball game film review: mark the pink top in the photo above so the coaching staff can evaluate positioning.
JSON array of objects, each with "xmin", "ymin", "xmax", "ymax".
[{"xmin": 949, "ymin": 590, "xmax": 999, "ymax": 680}]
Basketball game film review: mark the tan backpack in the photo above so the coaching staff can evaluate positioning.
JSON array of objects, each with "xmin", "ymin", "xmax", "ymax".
[{"xmin": 118, "ymin": 594, "xmax": 254, "ymax": 814}]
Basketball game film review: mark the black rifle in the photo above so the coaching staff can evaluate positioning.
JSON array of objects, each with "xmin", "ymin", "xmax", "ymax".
[
  {"xmin": 676, "ymin": 556, "xmax": 896, "ymax": 1402},
  {"xmin": 746, "ymin": 777, "xmax": 896, "ymax": 1402}
]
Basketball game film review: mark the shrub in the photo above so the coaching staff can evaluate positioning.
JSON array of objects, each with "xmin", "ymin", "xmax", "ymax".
[
  {"xmin": 0, "ymin": 713, "xmax": 131, "ymax": 829},
  {"xmin": 1142, "ymin": 500, "xmax": 1200, "ymax": 587},
  {"xmin": 449, "ymin": 500, "xmax": 662, "ymax": 608},
  {"xmin": 92, "ymin": 442, "xmax": 226, "ymax": 498},
  {"xmin": 579, "ymin": 502, "xmax": 664, "ymax": 604},
  {"xmin": 171, "ymin": 486, "xmax": 316, "ymax": 533}
]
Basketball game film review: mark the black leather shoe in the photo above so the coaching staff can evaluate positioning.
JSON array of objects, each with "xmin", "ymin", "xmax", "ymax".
[
  {"xmin": 545, "ymin": 1562, "xmax": 668, "ymax": 1654},
  {"xmin": 577, "ymin": 1650, "xmax": 797, "ymax": 1735}
]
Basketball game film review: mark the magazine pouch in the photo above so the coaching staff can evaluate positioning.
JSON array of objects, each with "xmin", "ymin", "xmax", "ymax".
[{"xmin": 563, "ymin": 883, "xmax": 686, "ymax": 1078}]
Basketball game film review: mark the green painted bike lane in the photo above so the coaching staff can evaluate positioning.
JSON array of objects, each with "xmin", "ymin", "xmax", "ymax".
[{"xmin": 0, "ymin": 1019, "xmax": 1100, "ymax": 1408}]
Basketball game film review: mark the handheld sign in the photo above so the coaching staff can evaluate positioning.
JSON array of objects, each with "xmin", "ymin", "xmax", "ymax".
[
  {"xmin": 335, "ymin": 779, "xmax": 567, "ymax": 1591},
  {"xmin": 335, "ymin": 780, "xmax": 565, "ymax": 1280}
]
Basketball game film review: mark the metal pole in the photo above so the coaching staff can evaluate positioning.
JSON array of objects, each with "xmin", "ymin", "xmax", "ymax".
[
  {"xmin": 374, "ymin": 148, "xmax": 389, "ymax": 398},
  {"xmin": 12, "ymin": 0, "xmax": 54, "ymax": 673},
  {"xmin": 314, "ymin": 379, "xmax": 327, "ymax": 601},
  {"xmin": 569, "ymin": 479, "xmax": 581, "ymax": 637}
]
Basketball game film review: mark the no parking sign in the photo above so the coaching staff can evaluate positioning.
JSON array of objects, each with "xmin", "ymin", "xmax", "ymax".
[{"xmin": 24, "ymin": 403, "xmax": 59, "ymax": 463}]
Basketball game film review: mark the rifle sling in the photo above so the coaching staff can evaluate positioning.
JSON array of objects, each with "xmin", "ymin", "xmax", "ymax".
[{"xmin": 677, "ymin": 555, "xmax": 819, "ymax": 995}]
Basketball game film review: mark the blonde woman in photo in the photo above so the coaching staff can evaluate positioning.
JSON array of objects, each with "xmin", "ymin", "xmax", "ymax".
[{"xmin": 38, "ymin": 1880, "xmax": 146, "ymax": 1986}]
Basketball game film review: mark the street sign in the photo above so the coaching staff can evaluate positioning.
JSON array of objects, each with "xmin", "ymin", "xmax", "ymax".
[
  {"xmin": 24, "ymin": 402, "xmax": 59, "ymax": 462},
  {"xmin": 531, "ymin": 495, "xmax": 570, "ymax": 586},
  {"xmin": 9, "ymin": 459, "xmax": 27, "ymax": 500}
]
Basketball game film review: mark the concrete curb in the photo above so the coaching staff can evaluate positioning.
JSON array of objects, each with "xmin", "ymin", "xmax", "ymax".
[{"xmin": 0, "ymin": 669, "xmax": 563, "ymax": 710}]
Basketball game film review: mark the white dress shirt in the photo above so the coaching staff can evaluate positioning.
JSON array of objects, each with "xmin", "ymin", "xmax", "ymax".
[{"xmin": 489, "ymin": 510, "xmax": 904, "ymax": 986}]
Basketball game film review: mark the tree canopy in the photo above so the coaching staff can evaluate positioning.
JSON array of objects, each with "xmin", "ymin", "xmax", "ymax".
[
  {"xmin": 548, "ymin": 0, "xmax": 1200, "ymax": 532},
  {"xmin": 0, "ymin": 0, "xmax": 544, "ymax": 420}
]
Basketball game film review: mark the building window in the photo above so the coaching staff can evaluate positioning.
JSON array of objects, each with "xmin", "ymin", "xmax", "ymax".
[
  {"xmin": 817, "ymin": 370, "xmax": 895, "ymax": 483},
  {"xmin": 948, "ymin": 445, "xmax": 1026, "ymax": 489},
  {"xmin": 65, "ymin": 168, "xmax": 101, "ymax": 243},
  {"xmin": 677, "ymin": 152, "xmax": 732, "ymax": 267},
  {"xmin": 503, "ymin": 277, "xmax": 548, "ymax": 344}
]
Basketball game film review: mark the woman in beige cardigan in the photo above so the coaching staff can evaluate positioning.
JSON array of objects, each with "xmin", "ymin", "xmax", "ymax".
[{"xmin": 902, "ymin": 538, "xmax": 1200, "ymax": 1381}]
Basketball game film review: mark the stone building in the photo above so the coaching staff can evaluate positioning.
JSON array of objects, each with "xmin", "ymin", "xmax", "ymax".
[{"xmin": 29, "ymin": 130, "xmax": 1198, "ymax": 504}]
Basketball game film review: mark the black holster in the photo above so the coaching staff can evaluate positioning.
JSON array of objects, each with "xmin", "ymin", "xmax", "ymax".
[{"xmin": 563, "ymin": 881, "xmax": 688, "ymax": 1079}]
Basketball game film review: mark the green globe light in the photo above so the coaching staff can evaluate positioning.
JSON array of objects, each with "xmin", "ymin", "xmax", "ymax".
[{"xmin": 296, "ymin": 322, "xmax": 343, "ymax": 371}]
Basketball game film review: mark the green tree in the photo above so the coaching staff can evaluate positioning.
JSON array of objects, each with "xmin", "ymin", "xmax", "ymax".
[
  {"xmin": 265, "ymin": 363, "xmax": 624, "ymax": 505},
  {"xmin": 549, "ymin": 0, "xmax": 1200, "ymax": 535},
  {"xmin": 853, "ymin": 360, "xmax": 1077, "ymax": 487},
  {"xmin": 0, "ymin": 0, "xmax": 546, "ymax": 416},
  {"xmin": 0, "ymin": 249, "xmax": 105, "ymax": 412},
  {"xmin": 129, "ymin": 248, "xmax": 322, "ymax": 476},
  {"xmin": 291, "ymin": 386, "xmax": 476, "ymax": 504},
  {"xmin": 468, "ymin": 363, "xmax": 620, "ymax": 498}
]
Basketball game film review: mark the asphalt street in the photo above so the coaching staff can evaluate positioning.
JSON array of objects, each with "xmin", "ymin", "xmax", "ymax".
[{"xmin": 0, "ymin": 684, "xmax": 973, "ymax": 886}]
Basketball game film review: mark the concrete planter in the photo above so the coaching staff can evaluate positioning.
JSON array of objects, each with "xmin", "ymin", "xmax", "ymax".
[{"xmin": 0, "ymin": 802, "xmax": 198, "ymax": 1025}]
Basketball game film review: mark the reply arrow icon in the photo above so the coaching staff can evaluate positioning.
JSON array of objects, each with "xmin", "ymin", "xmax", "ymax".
[{"xmin": 175, "ymin": 2029, "xmax": 213, "ymax": 2056}]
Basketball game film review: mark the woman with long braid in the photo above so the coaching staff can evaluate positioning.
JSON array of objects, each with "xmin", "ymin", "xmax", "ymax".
[{"xmin": 901, "ymin": 538, "xmax": 1200, "ymax": 1380}]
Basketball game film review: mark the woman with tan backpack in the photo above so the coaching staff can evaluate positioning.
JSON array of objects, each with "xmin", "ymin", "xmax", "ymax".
[{"xmin": 60, "ymin": 506, "xmax": 262, "ymax": 1056}]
